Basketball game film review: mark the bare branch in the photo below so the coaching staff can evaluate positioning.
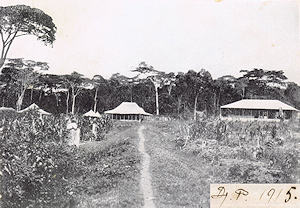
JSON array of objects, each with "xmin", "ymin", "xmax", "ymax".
[
  {"xmin": 3, "ymin": 32, "xmax": 12, "ymax": 46},
  {"xmin": 15, "ymin": 33, "xmax": 30, "ymax": 38},
  {"xmin": 0, "ymin": 30, "xmax": 4, "ymax": 45},
  {"xmin": 3, "ymin": 32, "xmax": 18, "ymax": 59}
]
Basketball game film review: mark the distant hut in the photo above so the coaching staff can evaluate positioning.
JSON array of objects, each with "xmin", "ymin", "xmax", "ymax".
[
  {"xmin": 83, "ymin": 110, "xmax": 101, "ymax": 118},
  {"xmin": 0, "ymin": 107, "xmax": 16, "ymax": 112},
  {"xmin": 83, "ymin": 110, "xmax": 101, "ymax": 140},
  {"xmin": 18, "ymin": 103, "xmax": 51, "ymax": 115},
  {"xmin": 104, "ymin": 102, "xmax": 152, "ymax": 121},
  {"xmin": 0, "ymin": 107, "xmax": 17, "ymax": 117},
  {"xmin": 220, "ymin": 99, "xmax": 298, "ymax": 121}
]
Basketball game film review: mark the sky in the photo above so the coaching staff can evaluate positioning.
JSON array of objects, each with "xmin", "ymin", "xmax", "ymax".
[{"xmin": 1, "ymin": 0, "xmax": 300, "ymax": 84}]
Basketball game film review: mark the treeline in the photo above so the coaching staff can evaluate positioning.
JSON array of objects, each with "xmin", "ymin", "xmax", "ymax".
[{"xmin": 1, "ymin": 60, "xmax": 300, "ymax": 118}]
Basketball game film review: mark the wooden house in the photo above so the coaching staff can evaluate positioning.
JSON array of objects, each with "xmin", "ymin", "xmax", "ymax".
[{"xmin": 220, "ymin": 99, "xmax": 298, "ymax": 121}]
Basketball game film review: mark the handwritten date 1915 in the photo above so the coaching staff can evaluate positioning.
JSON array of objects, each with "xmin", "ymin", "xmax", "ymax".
[{"xmin": 210, "ymin": 184, "xmax": 300, "ymax": 208}]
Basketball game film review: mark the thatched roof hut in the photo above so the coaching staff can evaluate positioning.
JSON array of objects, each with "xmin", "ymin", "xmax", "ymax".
[{"xmin": 104, "ymin": 102, "xmax": 151, "ymax": 120}]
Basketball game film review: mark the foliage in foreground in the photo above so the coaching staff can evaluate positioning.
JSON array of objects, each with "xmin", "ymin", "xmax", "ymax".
[
  {"xmin": 74, "ymin": 133, "xmax": 141, "ymax": 207},
  {"xmin": 0, "ymin": 111, "xmax": 77, "ymax": 207},
  {"xmin": 174, "ymin": 119, "xmax": 300, "ymax": 184},
  {"xmin": 1, "ymin": 110, "xmax": 140, "ymax": 207},
  {"xmin": 79, "ymin": 115, "xmax": 113, "ymax": 141}
]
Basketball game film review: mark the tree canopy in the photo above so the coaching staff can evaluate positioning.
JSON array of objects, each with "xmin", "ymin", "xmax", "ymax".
[
  {"xmin": 133, "ymin": 62, "xmax": 171, "ymax": 115},
  {"xmin": 0, "ymin": 5, "xmax": 56, "ymax": 68},
  {"xmin": 0, "ymin": 58, "xmax": 48, "ymax": 110}
]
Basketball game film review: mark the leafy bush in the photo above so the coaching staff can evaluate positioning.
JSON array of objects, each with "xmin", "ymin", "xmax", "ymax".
[
  {"xmin": 176, "ymin": 119, "xmax": 299, "ymax": 183},
  {"xmin": 78, "ymin": 115, "xmax": 113, "ymax": 141},
  {"xmin": 0, "ymin": 110, "xmax": 79, "ymax": 207}
]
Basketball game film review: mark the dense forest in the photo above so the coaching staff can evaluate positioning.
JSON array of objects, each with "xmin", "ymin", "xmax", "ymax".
[
  {"xmin": 1, "ymin": 5, "xmax": 299, "ymax": 119},
  {"xmin": 1, "ymin": 59, "xmax": 300, "ymax": 118}
]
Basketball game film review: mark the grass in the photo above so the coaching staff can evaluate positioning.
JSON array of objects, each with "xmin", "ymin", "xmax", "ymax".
[
  {"xmin": 142, "ymin": 120, "xmax": 300, "ymax": 208},
  {"xmin": 11, "ymin": 118, "xmax": 293, "ymax": 207},
  {"xmin": 72, "ymin": 121, "xmax": 143, "ymax": 207},
  {"xmin": 143, "ymin": 121, "xmax": 210, "ymax": 208}
]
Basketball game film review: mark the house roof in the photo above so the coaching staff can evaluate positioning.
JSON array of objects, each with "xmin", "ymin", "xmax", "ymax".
[
  {"xmin": 83, "ymin": 110, "xmax": 101, "ymax": 117},
  {"xmin": 0, "ymin": 107, "xmax": 16, "ymax": 112},
  {"xmin": 221, "ymin": 99, "xmax": 299, "ymax": 111},
  {"xmin": 18, "ymin": 103, "xmax": 51, "ymax": 115},
  {"xmin": 104, "ymin": 102, "xmax": 152, "ymax": 116}
]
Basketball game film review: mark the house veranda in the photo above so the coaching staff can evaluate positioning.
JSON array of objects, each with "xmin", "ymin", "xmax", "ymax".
[{"xmin": 220, "ymin": 99, "xmax": 298, "ymax": 121}]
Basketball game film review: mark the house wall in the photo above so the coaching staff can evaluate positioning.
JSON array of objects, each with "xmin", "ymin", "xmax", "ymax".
[
  {"xmin": 220, "ymin": 108, "xmax": 294, "ymax": 120},
  {"xmin": 111, "ymin": 114, "xmax": 142, "ymax": 121}
]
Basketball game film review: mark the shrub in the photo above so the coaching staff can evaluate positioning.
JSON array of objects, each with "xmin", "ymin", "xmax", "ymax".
[
  {"xmin": 79, "ymin": 115, "xmax": 113, "ymax": 141},
  {"xmin": 176, "ymin": 119, "xmax": 299, "ymax": 184},
  {"xmin": 0, "ymin": 110, "xmax": 79, "ymax": 207}
]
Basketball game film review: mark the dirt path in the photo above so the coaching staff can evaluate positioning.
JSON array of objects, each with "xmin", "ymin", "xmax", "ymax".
[
  {"xmin": 143, "ymin": 124, "xmax": 210, "ymax": 207},
  {"xmin": 138, "ymin": 125, "xmax": 156, "ymax": 208}
]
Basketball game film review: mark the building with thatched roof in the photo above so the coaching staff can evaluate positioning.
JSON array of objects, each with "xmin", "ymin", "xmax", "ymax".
[
  {"xmin": 0, "ymin": 107, "xmax": 17, "ymax": 116},
  {"xmin": 83, "ymin": 110, "xmax": 101, "ymax": 118},
  {"xmin": 220, "ymin": 99, "xmax": 298, "ymax": 121},
  {"xmin": 18, "ymin": 103, "xmax": 51, "ymax": 115},
  {"xmin": 104, "ymin": 102, "xmax": 151, "ymax": 121},
  {"xmin": 0, "ymin": 107, "xmax": 16, "ymax": 112}
]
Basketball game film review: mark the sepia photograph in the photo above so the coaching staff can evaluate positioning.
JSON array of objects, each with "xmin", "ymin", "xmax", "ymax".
[{"xmin": 0, "ymin": 0, "xmax": 299, "ymax": 207}]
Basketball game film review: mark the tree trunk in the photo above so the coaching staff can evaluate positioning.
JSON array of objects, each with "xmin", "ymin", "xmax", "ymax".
[
  {"xmin": 177, "ymin": 95, "xmax": 182, "ymax": 115},
  {"xmin": 213, "ymin": 92, "xmax": 217, "ymax": 114},
  {"xmin": 168, "ymin": 84, "xmax": 173, "ymax": 96},
  {"xmin": 94, "ymin": 87, "xmax": 98, "ymax": 112},
  {"xmin": 66, "ymin": 90, "xmax": 70, "ymax": 114},
  {"xmin": 39, "ymin": 89, "xmax": 43, "ymax": 103},
  {"xmin": 16, "ymin": 90, "xmax": 26, "ymax": 111},
  {"xmin": 71, "ymin": 91, "xmax": 76, "ymax": 115},
  {"xmin": 242, "ymin": 87, "xmax": 246, "ymax": 98},
  {"xmin": 155, "ymin": 85, "xmax": 159, "ymax": 115},
  {"xmin": 0, "ymin": 58, "xmax": 4, "ymax": 69},
  {"xmin": 54, "ymin": 93, "xmax": 59, "ymax": 106},
  {"xmin": 72, "ymin": 96, "xmax": 76, "ymax": 115},
  {"xmin": 217, "ymin": 89, "xmax": 221, "ymax": 110},
  {"xmin": 30, "ymin": 88, "xmax": 33, "ymax": 104},
  {"xmin": 130, "ymin": 85, "xmax": 133, "ymax": 102},
  {"xmin": 194, "ymin": 94, "xmax": 199, "ymax": 121}
]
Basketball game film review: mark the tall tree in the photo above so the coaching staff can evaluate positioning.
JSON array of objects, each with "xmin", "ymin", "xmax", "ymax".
[
  {"xmin": 38, "ymin": 74, "xmax": 68, "ymax": 113},
  {"xmin": 213, "ymin": 75, "xmax": 238, "ymax": 110},
  {"xmin": 63, "ymin": 72, "xmax": 90, "ymax": 114},
  {"xmin": 173, "ymin": 72, "xmax": 189, "ymax": 115},
  {"xmin": 238, "ymin": 68, "xmax": 287, "ymax": 99},
  {"xmin": 284, "ymin": 82, "xmax": 300, "ymax": 109},
  {"xmin": 133, "ymin": 62, "xmax": 168, "ymax": 115},
  {"xmin": 162, "ymin": 72, "xmax": 176, "ymax": 96},
  {"xmin": 91, "ymin": 74, "xmax": 106, "ymax": 112},
  {"xmin": 0, "ymin": 5, "xmax": 56, "ymax": 68},
  {"xmin": 1, "ymin": 58, "xmax": 48, "ymax": 110},
  {"xmin": 110, "ymin": 73, "xmax": 140, "ymax": 103},
  {"xmin": 184, "ymin": 69, "xmax": 212, "ymax": 120}
]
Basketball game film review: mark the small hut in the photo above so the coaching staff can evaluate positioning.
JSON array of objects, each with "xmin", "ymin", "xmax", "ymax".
[
  {"xmin": 0, "ymin": 107, "xmax": 17, "ymax": 117},
  {"xmin": 18, "ymin": 103, "xmax": 51, "ymax": 115},
  {"xmin": 0, "ymin": 107, "xmax": 16, "ymax": 112},
  {"xmin": 104, "ymin": 102, "xmax": 151, "ymax": 121},
  {"xmin": 220, "ymin": 99, "xmax": 299, "ymax": 121},
  {"xmin": 83, "ymin": 110, "xmax": 101, "ymax": 118},
  {"xmin": 83, "ymin": 110, "xmax": 101, "ymax": 140}
]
